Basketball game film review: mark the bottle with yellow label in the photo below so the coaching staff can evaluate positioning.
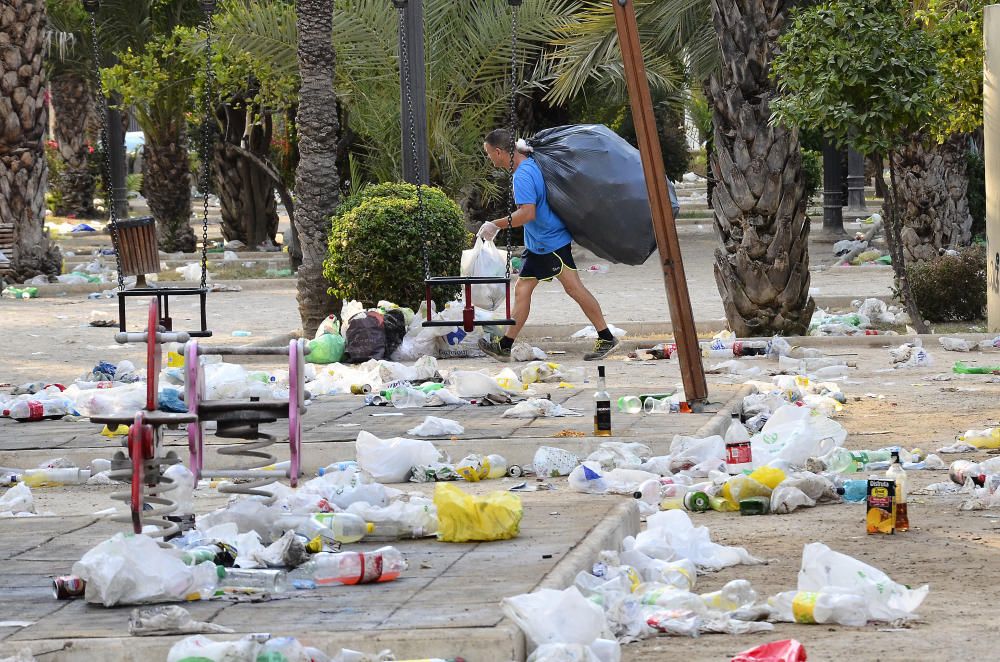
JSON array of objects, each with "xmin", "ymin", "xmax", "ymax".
[{"xmin": 770, "ymin": 590, "xmax": 868, "ymax": 626}]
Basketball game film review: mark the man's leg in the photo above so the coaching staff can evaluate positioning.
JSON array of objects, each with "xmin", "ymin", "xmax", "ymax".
[
  {"xmin": 557, "ymin": 268, "xmax": 608, "ymax": 329},
  {"xmin": 505, "ymin": 276, "xmax": 538, "ymax": 341}
]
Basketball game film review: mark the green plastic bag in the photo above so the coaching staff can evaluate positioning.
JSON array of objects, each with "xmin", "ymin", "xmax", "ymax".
[{"xmin": 306, "ymin": 333, "xmax": 345, "ymax": 364}]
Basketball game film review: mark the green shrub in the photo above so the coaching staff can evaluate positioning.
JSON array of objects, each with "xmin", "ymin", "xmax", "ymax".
[
  {"xmin": 905, "ymin": 244, "xmax": 986, "ymax": 322},
  {"xmin": 324, "ymin": 182, "xmax": 471, "ymax": 310},
  {"xmin": 801, "ymin": 149, "xmax": 822, "ymax": 205},
  {"xmin": 967, "ymin": 149, "xmax": 985, "ymax": 240}
]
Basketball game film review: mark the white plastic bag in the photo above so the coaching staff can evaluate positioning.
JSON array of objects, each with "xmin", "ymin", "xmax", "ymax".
[
  {"xmin": 448, "ymin": 370, "xmax": 507, "ymax": 398},
  {"xmin": 571, "ymin": 324, "xmax": 626, "ymax": 339},
  {"xmin": 533, "ymin": 446, "xmax": 580, "ymax": 477},
  {"xmin": 73, "ymin": 533, "xmax": 218, "ymax": 606},
  {"xmin": 939, "ymin": 336, "xmax": 975, "ymax": 352},
  {"xmin": 167, "ymin": 635, "xmax": 260, "ymax": 662},
  {"xmin": 528, "ymin": 641, "xmax": 621, "ymax": 662},
  {"xmin": 355, "ymin": 431, "xmax": 441, "ymax": 483},
  {"xmin": 797, "ymin": 542, "xmax": 928, "ymax": 621},
  {"xmin": 502, "ymin": 398, "xmax": 583, "ymax": 418},
  {"xmin": 502, "ymin": 586, "xmax": 613, "ymax": 648},
  {"xmin": 461, "ymin": 239, "xmax": 507, "ymax": 310},
  {"xmin": 636, "ymin": 510, "xmax": 761, "ymax": 571},
  {"xmin": 0, "ymin": 483, "xmax": 33, "ymax": 515},
  {"xmin": 407, "ymin": 416, "xmax": 464, "ymax": 437},
  {"xmin": 567, "ymin": 462, "xmax": 658, "ymax": 495},
  {"xmin": 750, "ymin": 405, "xmax": 845, "ymax": 468},
  {"xmin": 769, "ymin": 485, "xmax": 816, "ymax": 514}
]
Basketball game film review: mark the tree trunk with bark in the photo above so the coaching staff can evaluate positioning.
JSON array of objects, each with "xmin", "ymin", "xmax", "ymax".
[
  {"xmin": 143, "ymin": 131, "xmax": 195, "ymax": 253},
  {"xmin": 891, "ymin": 133, "xmax": 973, "ymax": 262},
  {"xmin": 709, "ymin": 0, "xmax": 813, "ymax": 336},
  {"xmin": 0, "ymin": 0, "xmax": 61, "ymax": 281},
  {"xmin": 49, "ymin": 73, "xmax": 97, "ymax": 218},
  {"xmin": 213, "ymin": 102, "xmax": 278, "ymax": 248},
  {"xmin": 294, "ymin": 0, "xmax": 340, "ymax": 336}
]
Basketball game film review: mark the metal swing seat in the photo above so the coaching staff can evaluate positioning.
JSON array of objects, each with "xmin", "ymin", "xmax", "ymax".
[
  {"xmin": 84, "ymin": 0, "xmax": 213, "ymax": 339},
  {"xmin": 394, "ymin": 0, "xmax": 522, "ymax": 334}
]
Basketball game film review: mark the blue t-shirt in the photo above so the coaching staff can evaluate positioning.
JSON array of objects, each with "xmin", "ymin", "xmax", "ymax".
[{"xmin": 512, "ymin": 158, "xmax": 573, "ymax": 254}]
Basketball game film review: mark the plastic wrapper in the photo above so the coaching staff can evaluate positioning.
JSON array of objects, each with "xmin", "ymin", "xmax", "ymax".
[
  {"xmin": 797, "ymin": 542, "xmax": 928, "ymax": 621},
  {"xmin": 769, "ymin": 485, "xmax": 816, "ymax": 514},
  {"xmin": 461, "ymin": 239, "xmax": 507, "ymax": 310},
  {"xmin": 731, "ymin": 639, "xmax": 807, "ymax": 662},
  {"xmin": 434, "ymin": 483, "xmax": 522, "ymax": 542},
  {"xmin": 533, "ymin": 446, "xmax": 580, "ymax": 477},
  {"xmin": 72, "ymin": 533, "xmax": 218, "ymax": 606},
  {"xmin": 355, "ymin": 431, "xmax": 441, "ymax": 483},
  {"xmin": 502, "ymin": 398, "xmax": 583, "ymax": 418},
  {"xmin": 568, "ymin": 462, "xmax": 658, "ymax": 495},
  {"xmin": 0, "ymin": 483, "xmax": 33, "ymax": 515},
  {"xmin": 528, "ymin": 124, "xmax": 679, "ymax": 265},
  {"xmin": 585, "ymin": 442, "xmax": 651, "ymax": 471},
  {"xmin": 448, "ymin": 370, "xmax": 508, "ymax": 398},
  {"xmin": 406, "ymin": 416, "xmax": 464, "ymax": 437},
  {"xmin": 502, "ymin": 585, "xmax": 613, "ymax": 647},
  {"xmin": 634, "ymin": 510, "xmax": 761, "ymax": 571},
  {"xmin": 128, "ymin": 605, "xmax": 234, "ymax": 636},
  {"xmin": 527, "ymin": 641, "xmax": 621, "ymax": 662},
  {"xmin": 750, "ymin": 405, "xmax": 845, "ymax": 468}
]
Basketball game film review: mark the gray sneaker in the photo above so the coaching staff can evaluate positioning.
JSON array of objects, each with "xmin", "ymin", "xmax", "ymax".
[
  {"xmin": 479, "ymin": 335, "xmax": 513, "ymax": 362},
  {"xmin": 584, "ymin": 338, "xmax": 620, "ymax": 361}
]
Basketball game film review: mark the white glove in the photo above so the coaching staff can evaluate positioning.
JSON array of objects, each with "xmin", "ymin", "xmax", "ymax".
[{"xmin": 476, "ymin": 221, "xmax": 500, "ymax": 242}]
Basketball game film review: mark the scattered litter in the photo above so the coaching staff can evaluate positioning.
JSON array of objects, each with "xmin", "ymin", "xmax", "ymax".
[
  {"xmin": 502, "ymin": 398, "xmax": 583, "ymax": 418},
  {"xmin": 406, "ymin": 416, "xmax": 464, "ymax": 437},
  {"xmin": 434, "ymin": 483, "xmax": 522, "ymax": 542},
  {"xmin": 0, "ymin": 483, "xmax": 33, "ymax": 515},
  {"xmin": 731, "ymin": 639, "xmax": 807, "ymax": 662},
  {"xmin": 354, "ymin": 431, "xmax": 440, "ymax": 483},
  {"xmin": 533, "ymin": 447, "xmax": 580, "ymax": 477},
  {"xmin": 888, "ymin": 342, "xmax": 932, "ymax": 369},
  {"xmin": 939, "ymin": 337, "xmax": 976, "ymax": 352},
  {"xmin": 571, "ymin": 324, "xmax": 626, "ymax": 339},
  {"xmin": 129, "ymin": 605, "xmax": 234, "ymax": 636}
]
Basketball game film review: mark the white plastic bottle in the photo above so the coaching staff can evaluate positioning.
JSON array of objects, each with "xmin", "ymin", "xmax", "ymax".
[
  {"xmin": 308, "ymin": 512, "xmax": 373, "ymax": 544},
  {"xmin": 485, "ymin": 454, "xmax": 508, "ymax": 479},
  {"xmin": 769, "ymin": 590, "xmax": 868, "ymax": 626}
]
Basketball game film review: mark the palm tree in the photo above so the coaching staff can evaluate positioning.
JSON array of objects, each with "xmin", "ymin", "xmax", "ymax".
[
  {"xmin": 46, "ymin": 0, "xmax": 99, "ymax": 218},
  {"xmin": 708, "ymin": 0, "xmax": 813, "ymax": 336},
  {"xmin": 293, "ymin": 0, "xmax": 340, "ymax": 336},
  {"xmin": 1, "ymin": 0, "xmax": 62, "ymax": 280}
]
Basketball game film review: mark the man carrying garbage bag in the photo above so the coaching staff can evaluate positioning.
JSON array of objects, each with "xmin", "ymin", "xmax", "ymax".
[{"xmin": 477, "ymin": 128, "xmax": 619, "ymax": 362}]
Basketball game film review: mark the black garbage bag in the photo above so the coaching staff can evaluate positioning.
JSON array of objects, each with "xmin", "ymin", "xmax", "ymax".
[
  {"xmin": 527, "ymin": 124, "xmax": 680, "ymax": 265},
  {"xmin": 382, "ymin": 309, "xmax": 406, "ymax": 359},
  {"xmin": 344, "ymin": 311, "xmax": 386, "ymax": 363}
]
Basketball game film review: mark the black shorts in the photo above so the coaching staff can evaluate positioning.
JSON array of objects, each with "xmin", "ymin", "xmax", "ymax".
[{"xmin": 519, "ymin": 243, "xmax": 576, "ymax": 281}]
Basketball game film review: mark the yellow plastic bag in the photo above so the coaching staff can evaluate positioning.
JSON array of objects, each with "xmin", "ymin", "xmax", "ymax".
[
  {"xmin": 434, "ymin": 483, "xmax": 522, "ymax": 542},
  {"xmin": 749, "ymin": 466, "xmax": 786, "ymax": 489}
]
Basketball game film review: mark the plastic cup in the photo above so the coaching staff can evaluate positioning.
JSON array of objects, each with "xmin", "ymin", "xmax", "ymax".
[
  {"xmin": 643, "ymin": 397, "xmax": 670, "ymax": 414},
  {"xmin": 617, "ymin": 395, "xmax": 642, "ymax": 414}
]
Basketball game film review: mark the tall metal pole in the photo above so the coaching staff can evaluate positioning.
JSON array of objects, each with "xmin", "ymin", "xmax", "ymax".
[
  {"xmin": 822, "ymin": 139, "xmax": 845, "ymax": 236},
  {"xmin": 611, "ymin": 0, "xmax": 708, "ymax": 405},
  {"xmin": 393, "ymin": 0, "xmax": 429, "ymax": 185}
]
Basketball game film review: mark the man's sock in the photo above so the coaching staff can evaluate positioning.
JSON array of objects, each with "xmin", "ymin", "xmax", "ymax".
[
  {"xmin": 597, "ymin": 328, "xmax": 615, "ymax": 342},
  {"xmin": 499, "ymin": 336, "xmax": 515, "ymax": 351}
]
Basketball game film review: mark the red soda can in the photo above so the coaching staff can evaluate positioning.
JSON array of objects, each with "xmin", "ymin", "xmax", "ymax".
[{"xmin": 53, "ymin": 575, "xmax": 86, "ymax": 600}]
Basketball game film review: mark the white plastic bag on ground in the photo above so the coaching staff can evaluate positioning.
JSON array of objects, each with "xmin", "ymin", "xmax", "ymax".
[
  {"xmin": 572, "ymin": 324, "xmax": 626, "ymax": 339},
  {"xmin": 448, "ymin": 370, "xmax": 507, "ymax": 398},
  {"xmin": 889, "ymin": 342, "xmax": 933, "ymax": 368},
  {"xmin": 355, "ymin": 431, "xmax": 441, "ymax": 483},
  {"xmin": 939, "ymin": 337, "xmax": 976, "ymax": 352},
  {"xmin": 502, "ymin": 586, "xmax": 613, "ymax": 648},
  {"xmin": 770, "ymin": 485, "xmax": 816, "ymax": 514},
  {"xmin": 502, "ymin": 398, "xmax": 583, "ymax": 418},
  {"xmin": 533, "ymin": 446, "xmax": 580, "ymax": 477},
  {"xmin": 73, "ymin": 533, "xmax": 218, "ymax": 606},
  {"xmin": 167, "ymin": 635, "xmax": 260, "ymax": 662},
  {"xmin": 568, "ymin": 462, "xmax": 659, "ymax": 495},
  {"xmin": 669, "ymin": 435, "xmax": 725, "ymax": 472},
  {"xmin": 461, "ymin": 239, "xmax": 507, "ymax": 310},
  {"xmin": 586, "ymin": 442, "xmax": 651, "ymax": 471},
  {"xmin": 636, "ymin": 510, "xmax": 761, "ymax": 571},
  {"xmin": 750, "ymin": 405, "xmax": 845, "ymax": 468},
  {"xmin": 797, "ymin": 542, "xmax": 928, "ymax": 621},
  {"xmin": 528, "ymin": 641, "xmax": 621, "ymax": 662},
  {"xmin": 0, "ymin": 483, "xmax": 33, "ymax": 515},
  {"xmin": 407, "ymin": 416, "xmax": 464, "ymax": 437}
]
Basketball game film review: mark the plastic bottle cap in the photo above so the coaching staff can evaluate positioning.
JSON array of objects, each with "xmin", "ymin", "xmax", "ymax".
[{"xmin": 366, "ymin": 522, "xmax": 375, "ymax": 534}]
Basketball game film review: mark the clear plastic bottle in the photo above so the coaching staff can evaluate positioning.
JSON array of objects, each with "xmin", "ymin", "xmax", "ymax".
[
  {"xmin": 21, "ymin": 468, "xmax": 91, "ymax": 487},
  {"xmin": 769, "ymin": 590, "xmax": 868, "ymax": 626},
  {"xmin": 389, "ymin": 386, "xmax": 428, "ymax": 409},
  {"xmin": 701, "ymin": 579, "xmax": 757, "ymax": 611},
  {"xmin": 317, "ymin": 461, "xmax": 359, "ymax": 476},
  {"xmin": 840, "ymin": 479, "xmax": 868, "ymax": 503},
  {"xmin": 958, "ymin": 428, "xmax": 1000, "ymax": 449},
  {"xmin": 218, "ymin": 568, "xmax": 288, "ymax": 593},
  {"xmin": 821, "ymin": 448, "xmax": 892, "ymax": 473},
  {"xmin": 308, "ymin": 513, "xmax": 373, "ymax": 544},
  {"xmin": 291, "ymin": 546, "xmax": 407, "ymax": 586},
  {"xmin": 8, "ymin": 399, "xmax": 71, "ymax": 421},
  {"xmin": 885, "ymin": 451, "xmax": 909, "ymax": 532},
  {"xmin": 724, "ymin": 413, "xmax": 753, "ymax": 475}
]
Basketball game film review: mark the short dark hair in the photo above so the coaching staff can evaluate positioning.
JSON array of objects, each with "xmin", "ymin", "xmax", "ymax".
[{"xmin": 485, "ymin": 128, "xmax": 514, "ymax": 151}]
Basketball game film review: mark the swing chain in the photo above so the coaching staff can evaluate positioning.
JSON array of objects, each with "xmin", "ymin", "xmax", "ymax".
[
  {"xmin": 86, "ymin": 11, "xmax": 125, "ymax": 292},
  {"xmin": 504, "ymin": 2, "xmax": 520, "ymax": 282},
  {"xmin": 396, "ymin": 4, "xmax": 430, "ymax": 282},
  {"xmin": 199, "ymin": 4, "xmax": 216, "ymax": 291}
]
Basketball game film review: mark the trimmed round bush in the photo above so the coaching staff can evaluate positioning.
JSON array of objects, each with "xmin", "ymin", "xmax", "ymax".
[
  {"xmin": 904, "ymin": 244, "xmax": 986, "ymax": 322},
  {"xmin": 324, "ymin": 182, "xmax": 471, "ymax": 310}
]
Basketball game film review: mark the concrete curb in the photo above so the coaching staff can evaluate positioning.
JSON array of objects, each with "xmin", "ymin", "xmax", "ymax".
[{"xmin": 695, "ymin": 384, "xmax": 756, "ymax": 439}]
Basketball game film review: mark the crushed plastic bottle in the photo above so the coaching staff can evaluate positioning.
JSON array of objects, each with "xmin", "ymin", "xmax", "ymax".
[
  {"xmin": 818, "ymin": 448, "xmax": 892, "ymax": 474},
  {"xmin": 958, "ymin": 427, "xmax": 1000, "ymax": 449}
]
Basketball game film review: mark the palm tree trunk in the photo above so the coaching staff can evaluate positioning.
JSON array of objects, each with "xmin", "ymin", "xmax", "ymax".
[
  {"xmin": 1, "ymin": 0, "xmax": 61, "ymax": 280},
  {"xmin": 709, "ymin": 0, "xmax": 813, "ymax": 336},
  {"xmin": 294, "ymin": 0, "xmax": 340, "ymax": 336},
  {"xmin": 891, "ymin": 133, "xmax": 973, "ymax": 262},
  {"xmin": 49, "ymin": 73, "xmax": 98, "ymax": 218},
  {"xmin": 143, "ymin": 131, "xmax": 195, "ymax": 253}
]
